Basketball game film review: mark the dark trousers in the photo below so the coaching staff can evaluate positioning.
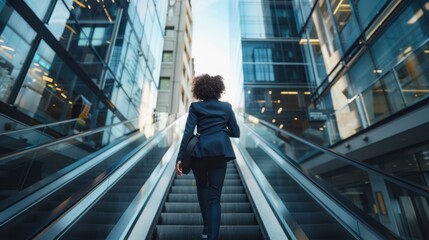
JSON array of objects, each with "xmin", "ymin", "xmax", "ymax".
[{"xmin": 191, "ymin": 157, "xmax": 227, "ymax": 240}]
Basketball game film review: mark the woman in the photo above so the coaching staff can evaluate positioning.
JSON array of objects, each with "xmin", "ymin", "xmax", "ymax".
[{"xmin": 176, "ymin": 74, "xmax": 240, "ymax": 240}]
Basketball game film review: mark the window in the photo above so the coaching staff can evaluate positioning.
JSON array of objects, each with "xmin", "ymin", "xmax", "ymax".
[
  {"xmin": 165, "ymin": 26, "xmax": 175, "ymax": 36},
  {"xmin": 159, "ymin": 77, "xmax": 170, "ymax": 90},
  {"xmin": 162, "ymin": 51, "xmax": 173, "ymax": 62}
]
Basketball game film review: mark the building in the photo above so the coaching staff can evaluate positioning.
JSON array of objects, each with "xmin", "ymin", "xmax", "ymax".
[
  {"xmin": 231, "ymin": 0, "xmax": 312, "ymax": 135},
  {"xmin": 0, "ymin": 0, "xmax": 168, "ymax": 140},
  {"xmin": 293, "ymin": 0, "xmax": 429, "ymax": 186},
  {"xmin": 156, "ymin": 0, "xmax": 193, "ymax": 115}
]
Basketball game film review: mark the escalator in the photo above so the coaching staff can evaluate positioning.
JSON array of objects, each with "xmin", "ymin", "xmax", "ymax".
[
  {"xmin": 0, "ymin": 114, "xmax": 179, "ymax": 239},
  {"xmin": 60, "ymin": 146, "xmax": 169, "ymax": 239},
  {"xmin": 1, "ymin": 113, "xmax": 428, "ymax": 239},
  {"xmin": 246, "ymin": 148, "xmax": 353, "ymax": 239},
  {"xmin": 152, "ymin": 161, "xmax": 263, "ymax": 239}
]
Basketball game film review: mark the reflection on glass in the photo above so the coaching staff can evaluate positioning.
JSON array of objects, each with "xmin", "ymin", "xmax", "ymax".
[
  {"xmin": 330, "ymin": 0, "xmax": 360, "ymax": 49},
  {"xmin": 348, "ymin": 52, "xmax": 376, "ymax": 93},
  {"xmin": 303, "ymin": 0, "xmax": 343, "ymax": 84},
  {"xmin": 47, "ymin": 0, "xmax": 119, "ymax": 86},
  {"xmin": 15, "ymin": 41, "xmax": 77, "ymax": 121},
  {"xmin": 371, "ymin": 1, "xmax": 429, "ymax": 72},
  {"xmin": 239, "ymin": 0, "xmax": 297, "ymax": 39},
  {"xmin": 332, "ymin": 97, "xmax": 363, "ymax": 140},
  {"xmin": 395, "ymin": 43, "xmax": 429, "ymax": 106},
  {"xmin": 0, "ymin": 3, "xmax": 36, "ymax": 102},
  {"xmin": 352, "ymin": 0, "xmax": 387, "ymax": 30},
  {"xmin": 362, "ymin": 72, "xmax": 405, "ymax": 125},
  {"xmin": 24, "ymin": 0, "xmax": 52, "ymax": 19}
]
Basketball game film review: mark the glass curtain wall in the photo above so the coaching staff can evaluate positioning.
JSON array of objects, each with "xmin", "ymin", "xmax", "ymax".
[
  {"xmin": 295, "ymin": 0, "xmax": 429, "ymax": 144},
  {"xmin": 239, "ymin": 0, "xmax": 311, "ymax": 135},
  {"xmin": 0, "ymin": 0, "xmax": 167, "ymax": 134}
]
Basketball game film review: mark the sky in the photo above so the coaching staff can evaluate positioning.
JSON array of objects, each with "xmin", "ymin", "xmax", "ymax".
[{"xmin": 190, "ymin": 0, "xmax": 234, "ymax": 102}]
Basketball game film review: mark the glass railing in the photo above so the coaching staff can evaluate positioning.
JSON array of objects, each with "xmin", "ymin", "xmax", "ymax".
[
  {"xmin": 0, "ymin": 113, "xmax": 177, "ymax": 211},
  {"xmin": 0, "ymin": 114, "xmax": 185, "ymax": 239},
  {"xmin": 238, "ymin": 113, "xmax": 429, "ymax": 240},
  {"xmin": 320, "ymin": 40, "xmax": 429, "ymax": 145},
  {"xmin": 0, "ymin": 116, "xmax": 80, "ymax": 156}
]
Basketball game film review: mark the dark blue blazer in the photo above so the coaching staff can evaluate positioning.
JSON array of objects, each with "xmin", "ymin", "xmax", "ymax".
[{"xmin": 177, "ymin": 99, "xmax": 240, "ymax": 162}]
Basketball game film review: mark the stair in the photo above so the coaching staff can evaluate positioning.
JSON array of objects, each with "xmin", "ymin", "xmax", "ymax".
[
  {"xmin": 152, "ymin": 161, "xmax": 263, "ymax": 240},
  {"xmin": 246, "ymin": 148, "xmax": 355, "ymax": 240}
]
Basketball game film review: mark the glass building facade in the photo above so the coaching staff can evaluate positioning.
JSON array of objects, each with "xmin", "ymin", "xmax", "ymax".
[
  {"xmin": 237, "ymin": 0, "xmax": 312, "ymax": 134},
  {"xmin": 295, "ymin": 0, "xmax": 429, "ymax": 144},
  {"xmin": 0, "ymin": 0, "xmax": 167, "ymax": 139}
]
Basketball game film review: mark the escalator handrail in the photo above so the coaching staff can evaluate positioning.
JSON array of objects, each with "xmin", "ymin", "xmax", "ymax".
[
  {"xmin": 240, "ymin": 120, "xmax": 399, "ymax": 239},
  {"xmin": 35, "ymin": 115, "xmax": 186, "ymax": 239},
  {"xmin": 0, "ymin": 116, "xmax": 141, "ymax": 162},
  {"xmin": 0, "ymin": 118, "xmax": 79, "ymax": 136},
  {"xmin": 0, "ymin": 112, "xmax": 180, "ymax": 162},
  {"xmin": 242, "ymin": 113, "xmax": 429, "ymax": 198}
]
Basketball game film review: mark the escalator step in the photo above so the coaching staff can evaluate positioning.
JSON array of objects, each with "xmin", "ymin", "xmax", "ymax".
[
  {"xmin": 179, "ymin": 173, "xmax": 240, "ymax": 179},
  {"xmin": 163, "ymin": 202, "xmax": 252, "ymax": 213},
  {"xmin": 159, "ymin": 213, "xmax": 257, "ymax": 225},
  {"xmin": 167, "ymin": 193, "xmax": 247, "ymax": 202},
  {"xmin": 170, "ymin": 186, "xmax": 244, "ymax": 194},
  {"xmin": 155, "ymin": 225, "xmax": 261, "ymax": 240},
  {"xmin": 173, "ymin": 179, "xmax": 242, "ymax": 186}
]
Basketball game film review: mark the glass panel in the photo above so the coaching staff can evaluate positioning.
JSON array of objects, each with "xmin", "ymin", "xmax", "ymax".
[
  {"xmin": 351, "ymin": 0, "xmax": 387, "ymax": 29},
  {"xmin": 348, "ymin": 52, "xmax": 376, "ymax": 93},
  {"xmin": 329, "ymin": 0, "xmax": 360, "ymax": 49},
  {"xmin": 331, "ymin": 96, "xmax": 363, "ymax": 140},
  {"xmin": 239, "ymin": 1, "xmax": 299, "ymax": 39},
  {"xmin": 0, "ymin": 2, "xmax": 37, "ymax": 102},
  {"xmin": 395, "ymin": 42, "xmax": 429, "ymax": 106},
  {"xmin": 361, "ymin": 71, "xmax": 405, "ymax": 125},
  {"xmin": 0, "ymin": 119, "xmax": 78, "ymax": 156},
  {"xmin": 47, "ymin": 0, "xmax": 118, "ymax": 85},
  {"xmin": 14, "ymin": 40, "xmax": 109, "ymax": 128},
  {"xmin": 24, "ymin": 0, "xmax": 52, "ymax": 20},
  {"xmin": 371, "ymin": 1, "xmax": 429, "ymax": 73},
  {"xmin": 303, "ymin": 0, "xmax": 343, "ymax": 83}
]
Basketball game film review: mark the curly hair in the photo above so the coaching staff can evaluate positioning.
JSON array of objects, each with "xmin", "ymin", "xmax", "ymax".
[{"xmin": 192, "ymin": 74, "xmax": 225, "ymax": 100}]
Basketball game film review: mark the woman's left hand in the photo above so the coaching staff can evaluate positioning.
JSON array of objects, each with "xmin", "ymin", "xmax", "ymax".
[{"xmin": 176, "ymin": 161, "xmax": 183, "ymax": 176}]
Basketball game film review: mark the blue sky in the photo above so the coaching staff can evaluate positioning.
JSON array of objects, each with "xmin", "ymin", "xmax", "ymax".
[{"xmin": 190, "ymin": 0, "xmax": 235, "ymax": 102}]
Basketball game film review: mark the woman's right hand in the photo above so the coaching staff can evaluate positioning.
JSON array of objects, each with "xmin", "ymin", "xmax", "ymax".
[{"xmin": 176, "ymin": 161, "xmax": 183, "ymax": 176}]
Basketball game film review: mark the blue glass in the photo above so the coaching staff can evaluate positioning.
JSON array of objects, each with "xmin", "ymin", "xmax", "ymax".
[
  {"xmin": 24, "ymin": 0, "xmax": 52, "ymax": 20},
  {"xmin": 348, "ymin": 52, "xmax": 376, "ymax": 93},
  {"xmin": 352, "ymin": 0, "xmax": 387, "ymax": 30},
  {"xmin": 0, "ymin": 2, "xmax": 36, "ymax": 103},
  {"xmin": 371, "ymin": 1, "xmax": 429, "ymax": 73},
  {"xmin": 329, "ymin": 0, "xmax": 361, "ymax": 50}
]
